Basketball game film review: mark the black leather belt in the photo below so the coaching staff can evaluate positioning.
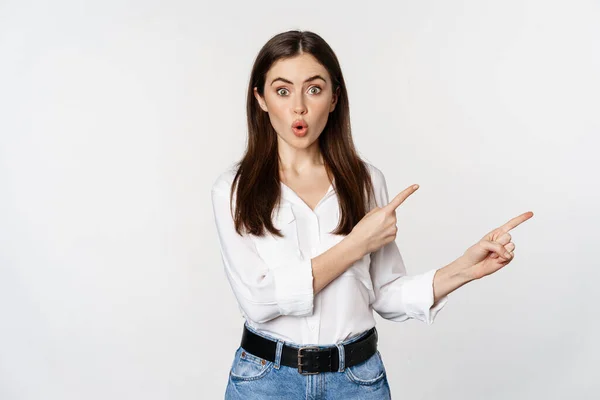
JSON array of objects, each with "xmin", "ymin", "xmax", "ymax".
[{"xmin": 240, "ymin": 325, "xmax": 378, "ymax": 375}]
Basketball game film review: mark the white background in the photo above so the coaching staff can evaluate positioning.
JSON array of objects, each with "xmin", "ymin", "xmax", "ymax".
[{"xmin": 1, "ymin": 0, "xmax": 598, "ymax": 399}]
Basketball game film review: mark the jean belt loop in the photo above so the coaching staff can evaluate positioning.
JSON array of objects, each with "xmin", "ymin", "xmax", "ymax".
[
  {"xmin": 335, "ymin": 343, "xmax": 345, "ymax": 372},
  {"xmin": 274, "ymin": 340, "xmax": 284, "ymax": 369}
]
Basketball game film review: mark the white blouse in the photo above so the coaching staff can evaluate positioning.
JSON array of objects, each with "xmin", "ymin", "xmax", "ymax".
[{"xmin": 210, "ymin": 161, "xmax": 449, "ymax": 345}]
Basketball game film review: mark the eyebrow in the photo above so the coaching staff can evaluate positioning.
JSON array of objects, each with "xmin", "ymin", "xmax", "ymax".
[{"xmin": 270, "ymin": 74, "xmax": 327, "ymax": 86}]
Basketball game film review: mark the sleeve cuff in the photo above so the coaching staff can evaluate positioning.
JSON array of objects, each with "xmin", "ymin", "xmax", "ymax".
[
  {"xmin": 402, "ymin": 268, "xmax": 449, "ymax": 325},
  {"xmin": 272, "ymin": 257, "xmax": 314, "ymax": 316}
]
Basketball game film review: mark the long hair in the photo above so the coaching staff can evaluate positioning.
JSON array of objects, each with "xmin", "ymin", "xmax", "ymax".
[{"xmin": 230, "ymin": 30, "xmax": 375, "ymax": 238}]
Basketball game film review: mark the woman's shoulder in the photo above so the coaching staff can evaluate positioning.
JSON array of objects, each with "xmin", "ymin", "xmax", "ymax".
[
  {"xmin": 211, "ymin": 163, "xmax": 240, "ymax": 194},
  {"xmin": 362, "ymin": 159, "xmax": 386, "ymax": 186}
]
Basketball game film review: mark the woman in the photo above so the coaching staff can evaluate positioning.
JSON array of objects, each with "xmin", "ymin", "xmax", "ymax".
[{"xmin": 210, "ymin": 30, "xmax": 533, "ymax": 399}]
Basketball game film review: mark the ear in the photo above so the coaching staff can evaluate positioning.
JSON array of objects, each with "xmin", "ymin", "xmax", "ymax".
[
  {"xmin": 329, "ymin": 86, "xmax": 340, "ymax": 112},
  {"xmin": 253, "ymin": 87, "xmax": 268, "ymax": 112}
]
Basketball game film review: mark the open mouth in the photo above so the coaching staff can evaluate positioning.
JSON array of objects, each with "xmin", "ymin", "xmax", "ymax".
[{"xmin": 292, "ymin": 120, "xmax": 308, "ymax": 135}]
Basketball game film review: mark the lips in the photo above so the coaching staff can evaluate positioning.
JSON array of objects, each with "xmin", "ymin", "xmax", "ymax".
[{"xmin": 292, "ymin": 120, "xmax": 308, "ymax": 129}]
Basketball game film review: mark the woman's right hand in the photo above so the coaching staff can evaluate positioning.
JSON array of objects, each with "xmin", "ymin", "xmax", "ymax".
[{"xmin": 349, "ymin": 184, "xmax": 420, "ymax": 256}]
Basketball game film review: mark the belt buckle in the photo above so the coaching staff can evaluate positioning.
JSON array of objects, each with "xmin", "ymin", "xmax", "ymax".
[{"xmin": 297, "ymin": 346, "xmax": 320, "ymax": 375}]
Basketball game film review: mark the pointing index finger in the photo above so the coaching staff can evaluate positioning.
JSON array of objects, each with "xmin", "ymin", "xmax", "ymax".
[
  {"xmin": 499, "ymin": 211, "xmax": 534, "ymax": 233},
  {"xmin": 385, "ymin": 184, "xmax": 420, "ymax": 212}
]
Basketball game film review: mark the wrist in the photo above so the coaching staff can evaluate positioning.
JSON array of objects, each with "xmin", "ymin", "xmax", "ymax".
[
  {"xmin": 343, "ymin": 233, "xmax": 367, "ymax": 263},
  {"xmin": 433, "ymin": 256, "xmax": 476, "ymax": 303},
  {"xmin": 449, "ymin": 255, "xmax": 477, "ymax": 282}
]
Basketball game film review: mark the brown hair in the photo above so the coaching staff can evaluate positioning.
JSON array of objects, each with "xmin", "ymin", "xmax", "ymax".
[{"xmin": 230, "ymin": 30, "xmax": 375, "ymax": 238}]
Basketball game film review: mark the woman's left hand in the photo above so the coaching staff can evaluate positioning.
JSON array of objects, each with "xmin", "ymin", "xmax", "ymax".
[{"xmin": 460, "ymin": 211, "xmax": 534, "ymax": 280}]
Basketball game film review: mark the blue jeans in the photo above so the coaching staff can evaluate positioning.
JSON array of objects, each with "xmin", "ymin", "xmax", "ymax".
[{"xmin": 225, "ymin": 323, "xmax": 392, "ymax": 399}]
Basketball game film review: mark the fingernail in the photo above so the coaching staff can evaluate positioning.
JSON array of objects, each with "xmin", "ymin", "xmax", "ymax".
[
  {"xmin": 413, "ymin": 185, "xmax": 419, "ymax": 190},
  {"xmin": 505, "ymin": 252, "xmax": 512, "ymax": 258}
]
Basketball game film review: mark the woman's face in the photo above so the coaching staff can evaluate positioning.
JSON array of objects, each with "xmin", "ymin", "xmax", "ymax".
[{"xmin": 254, "ymin": 53, "xmax": 338, "ymax": 151}]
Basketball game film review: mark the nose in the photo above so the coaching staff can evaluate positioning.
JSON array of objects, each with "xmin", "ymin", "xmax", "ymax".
[{"xmin": 293, "ymin": 94, "xmax": 307, "ymax": 115}]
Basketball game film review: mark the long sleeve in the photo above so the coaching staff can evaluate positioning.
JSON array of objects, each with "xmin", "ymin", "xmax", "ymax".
[
  {"xmin": 368, "ymin": 167, "xmax": 449, "ymax": 325},
  {"xmin": 210, "ymin": 176, "xmax": 314, "ymax": 324}
]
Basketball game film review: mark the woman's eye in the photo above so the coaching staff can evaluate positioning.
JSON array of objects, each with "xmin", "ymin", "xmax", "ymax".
[
  {"xmin": 308, "ymin": 86, "xmax": 322, "ymax": 94},
  {"xmin": 276, "ymin": 88, "xmax": 289, "ymax": 96}
]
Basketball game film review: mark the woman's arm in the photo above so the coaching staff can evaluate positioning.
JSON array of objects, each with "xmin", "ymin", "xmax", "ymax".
[
  {"xmin": 357, "ymin": 165, "xmax": 450, "ymax": 324},
  {"xmin": 211, "ymin": 183, "xmax": 315, "ymax": 323},
  {"xmin": 310, "ymin": 234, "xmax": 364, "ymax": 295},
  {"xmin": 432, "ymin": 258, "xmax": 474, "ymax": 305}
]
